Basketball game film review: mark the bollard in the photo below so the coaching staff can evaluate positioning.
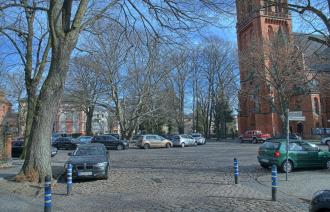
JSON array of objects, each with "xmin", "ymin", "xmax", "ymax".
[
  {"xmin": 234, "ymin": 158, "xmax": 239, "ymax": 184},
  {"xmin": 271, "ymin": 165, "xmax": 277, "ymax": 201},
  {"xmin": 44, "ymin": 175, "xmax": 52, "ymax": 212},
  {"xmin": 67, "ymin": 164, "xmax": 73, "ymax": 196}
]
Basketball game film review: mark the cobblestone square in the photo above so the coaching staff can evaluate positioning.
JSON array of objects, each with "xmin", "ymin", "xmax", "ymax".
[{"xmin": 45, "ymin": 141, "xmax": 328, "ymax": 211}]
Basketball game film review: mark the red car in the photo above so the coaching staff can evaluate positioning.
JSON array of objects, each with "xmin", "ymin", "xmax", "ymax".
[{"xmin": 239, "ymin": 130, "xmax": 271, "ymax": 143}]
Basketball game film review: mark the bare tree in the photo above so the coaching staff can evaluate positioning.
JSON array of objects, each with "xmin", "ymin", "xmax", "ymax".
[
  {"xmin": 169, "ymin": 49, "xmax": 191, "ymax": 134},
  {"xmin": 0, "ymin": 0, "xmax": 235, "ymax": 182},
  {"xmin": 66, "ymin": 56, "xmax": 107, "ymax": 135},
  {"xmin": 240, "ymin": 31, "xmax": 316, "ymax": 136}
]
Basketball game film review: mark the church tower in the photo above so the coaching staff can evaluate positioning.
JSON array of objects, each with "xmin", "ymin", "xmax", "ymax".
[{"xmin": 236, "ymin": 0, "xmax": 292, "ymax": 136}]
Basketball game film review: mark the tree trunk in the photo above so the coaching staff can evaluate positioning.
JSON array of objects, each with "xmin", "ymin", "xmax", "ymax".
[
  {"xmin": 18, "ymin": 42, "xmax": 74, "ymax": 182},
  {"xmin": 21, "ymin": 94, "xmax": 37, "ymax": 159},
  {"xmin": 85, "ymin": 106, "xmax": 94, "ymax": 136}
]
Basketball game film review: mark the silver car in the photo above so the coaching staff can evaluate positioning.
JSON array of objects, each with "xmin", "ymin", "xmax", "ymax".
[
  {"xmin": 172, "ymin": 134, "xmax": 197, "ymax": 147},
  {"xmin": 320, "ymin": 136, "xmax": 330, "ymax": 145},
  {"xmin": 191, "ymin": 133, "xmax": 206, "ymax": 145}
]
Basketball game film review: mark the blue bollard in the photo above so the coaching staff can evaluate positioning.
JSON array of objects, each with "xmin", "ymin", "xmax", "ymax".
[
  {"xmin": 271, "ymin": 165, "xmax": 277, "ymax": 201},
  {"xmin": 67, "ymin": 164, "xmax": 73, "ymax": 195},
  {"xmin": 44, "ymin": 175, "xmax": 52, "ymax": 212},
  {"xmin": 234, "ymin": 158, "xmax": 239, "ymax": 184}
]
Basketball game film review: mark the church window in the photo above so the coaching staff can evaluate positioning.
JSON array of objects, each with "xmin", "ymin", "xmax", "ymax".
[
  {"xmin": 314, "ymin": 97, "xmax": 320, "ymax": 115},
  {"xmin": 268, "ymin": 25, "xmax": 274, "ymax": 41}
]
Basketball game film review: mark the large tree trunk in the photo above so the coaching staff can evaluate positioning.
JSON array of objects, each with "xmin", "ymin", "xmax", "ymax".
[
  {"xmin": 85, "ymin": 106, "xmax": 94, "ymax": 135},
  {"xmin": 18, "ymin": 42, "xmax": 74, "ymax": 182}
]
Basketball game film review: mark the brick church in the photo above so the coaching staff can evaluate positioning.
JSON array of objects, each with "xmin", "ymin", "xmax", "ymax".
[{"xmin": 236, "ymin": 0, "xmax": 330, "ymax": 138}]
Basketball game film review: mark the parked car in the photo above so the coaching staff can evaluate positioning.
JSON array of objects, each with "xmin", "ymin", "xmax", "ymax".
[
  {"xmin": 52, "ymin": 137, "xmax": 78, "ymax": 150},
  {"xmin": 12, "ymin": 138, "xmax": 58, "ymax": 157},
  {"xmin": 107, "ymin": 133, "xmax": 120, "ymax": 140},
  {"xmin": 191, "ymin": 133, "xmax": 206, "ymax": 145},
  {"xmin": 310, "ymin": 190, "xmax": 330, "ymax": 212},
  {"xmin": 320, "ymin": 136, "xmax": 330, "ymax": 145},
  {"xmin": 77, "ymin": 136, "xmax": 93, "ymax": 144},
  {"xmin": 172, "ymin": 134, "xmax": 197, "ymax": 147},
  {"xmin": 91, "ymin": 135, "xmax": 128, "ymax": 150},
  {"xmin": 51, "ymin": 133, "xmax": 61, "ymax": 143},
  {"xmin": 51, "ymin": 146, "xmax": 58, "ymax": 157},
  {"xmin": 65, "ymin": 143, "xmax": 109, "ymax": 180},
  {"xmin": 12, "ymin": 138, "xmax": 24, "ymax": 158},
  {"xmin": 240, "ymin": 130, "xmax": 271, "ymax": 143},
  {"xmin": 135, "ymin": 134, "xmax": 172, "ymax": 149},
  {"xmin": 257, "ymin": 139, "xmax": 330, "ymax": 173}
]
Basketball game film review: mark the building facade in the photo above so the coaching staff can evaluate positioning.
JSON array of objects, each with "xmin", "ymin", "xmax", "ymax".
[
  {"xmin": 53, "ymin": 101, "xmax": 114, "ymax": 135},
  {"xmin": 236, "ymin": 0, "xmax": 330, "ymax": 138},
  {"xmin": 0, "ymin": 91, "xmax": 11, "ymax": 125}
]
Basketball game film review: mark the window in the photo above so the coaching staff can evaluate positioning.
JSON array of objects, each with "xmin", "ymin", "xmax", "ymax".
[
  {"xmin": 268, "ymin": 25, "xmax": 274, "ymax": 41},
  {"xmin": 146, "ymin": 136, "xmax": 156, "ymax": 140},
  {"xmin": 314, "ymin": 97, "xmax": 320, "ymax": 115},
  {"xmin": 295, "ymin": 99, "xmax": 302, "ymax": 110},
  {"xmin": 301, "ymin": 142, "xmax": 318, "ymax": 151},
  {"xmin": 275, "ymin": 0, "xmax": 281, "ymax": 13},
  {"xmin": 289, "ymin": 143, "xmax": 303, "ymax": 151}
]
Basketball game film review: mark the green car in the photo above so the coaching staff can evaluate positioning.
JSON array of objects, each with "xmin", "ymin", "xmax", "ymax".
[{"xmin": 257, "ymin": 140, "xmax": 330, "ymax": 172}]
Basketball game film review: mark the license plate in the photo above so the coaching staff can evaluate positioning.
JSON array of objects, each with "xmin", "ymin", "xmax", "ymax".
[
  {"xmin": 260, "ymin": 159, "xmax": 269, "ymax": 163},
  {"xmin": 78, "ymin": 171, "xmax": 92, "ymax": 176}
]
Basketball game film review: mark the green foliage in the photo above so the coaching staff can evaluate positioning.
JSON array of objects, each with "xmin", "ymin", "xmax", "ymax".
[{"xmin": 213, "ymin": 95, "xmax": 234, "ymax": 139}]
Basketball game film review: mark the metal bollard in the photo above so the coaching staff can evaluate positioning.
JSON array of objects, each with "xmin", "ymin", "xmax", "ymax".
[
  {"xmin": 67, "ymin": 164, "xmax": 73, "ymax": 195},
  {"xmin": 271, "ymin": 165, "xmax": 277, "ymax": 201},
  {"xmin": 234, "ymin": 158, "xmax": 239, "ymax": 184},
  {"xmin": 44, "ymin": 175, "xmax": 52, "ymax": 212}
]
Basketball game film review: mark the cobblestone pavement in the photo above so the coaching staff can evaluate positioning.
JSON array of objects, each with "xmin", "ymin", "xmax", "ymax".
[
  {"xmin": 45, "ymin": 142, "xmax": 313, "ymax": 212},
  {"xmin": 1, "ymin": 141, "xmax": 327, "ymax": 211}
]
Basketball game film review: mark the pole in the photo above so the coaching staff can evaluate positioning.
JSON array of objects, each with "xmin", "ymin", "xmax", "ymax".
[
  {"xmin": 67, "ymin": 164, "xmax": 73, "ymax": 195},
  {"xmin": 271, "ymin": 165, "xmax": 277, "ymax": 201},
  {"xmin": 234, "ymin": 158, "xmax": 239, "ymax": 184},
  {"xmin": 286, "ymin": 108, "xmax": 289, "ymax": 181},
  {"xmin": 44, "ymin": 175, "xmax": 52, "ymax": 212}
]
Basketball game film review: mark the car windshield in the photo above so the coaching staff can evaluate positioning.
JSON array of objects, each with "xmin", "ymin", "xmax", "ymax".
[
  {"xmin": 191, "ymin": 134, "xmax": 201, "ymax": 137},
  {"xmin": 74, "ymin": 146, "xmax": 105, "ymax": 156},
  {"xmin": 79, "ymin": 137, "xmax": 91, "ymax": 142}
]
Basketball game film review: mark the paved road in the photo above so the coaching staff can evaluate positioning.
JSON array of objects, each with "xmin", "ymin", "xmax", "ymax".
[{"xmin": 0, "ymin": 141, "xmax": 329, "ymax": 211}]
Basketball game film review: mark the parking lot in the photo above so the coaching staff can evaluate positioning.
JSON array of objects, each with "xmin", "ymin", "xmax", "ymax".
[{"xmin": 0, "ymin": 141, "xmax": 329, "ymax": 211}]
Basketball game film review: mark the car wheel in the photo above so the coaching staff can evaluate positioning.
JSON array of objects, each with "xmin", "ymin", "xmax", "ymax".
[
  {"xmin": 326, "ymin": 140, "xmax": 330, "ymax": 146},
  {"xmin": 143, "ymin": 144, "xmax": 150, "ymax": 149},
  {"xmin": 252, "ymin": 138, "xmax": 257, "ymax": 144},
  {"xmin": 260, "ymin": 163, "xmax": 269, "ymax": 169},
  {"xmin": 326, "ymin": 160, "xmax": 330, "ymax": 169},
  {"xmin": 103, "ymin": 166, "xmax": 109, "ymax": 180},
  {"xmin": 116, "ymin": 145, "xmax": 124, "ymax": 150},
  {"xmin": 181, "ymin": 143, "xmax": 185, "ymax": 148},
  {"xmin": 281, "ymin": 160, "xmax": 293, "ymax": 173},
  {"xmin": 165, "ymin": 143, "xmax": 171, "ymax": 148}
]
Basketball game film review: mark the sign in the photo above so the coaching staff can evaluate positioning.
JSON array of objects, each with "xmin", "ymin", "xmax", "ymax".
[{"xmin": 288, "ymin": 111, "xmax": 305, "ymax": 121}]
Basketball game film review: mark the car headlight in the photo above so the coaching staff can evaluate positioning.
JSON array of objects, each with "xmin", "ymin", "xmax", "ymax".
[{"xmin": 95, "ymin": 162, "xmax": 108, "ymax": 167}]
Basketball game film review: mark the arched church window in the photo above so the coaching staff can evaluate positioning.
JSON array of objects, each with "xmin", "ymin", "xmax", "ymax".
[
  {"xmin": 275, "ymin": 0, "xmax": 281, "ymax": 13},
  {"xmin": 268, "ymin": 25, "xmax": 274, "ymax": 41},
  {"xmin": 72, "ymin": 112, "xmax": 78, "ymax": 133},
  {"xmin": 314, "ymin": 97, "xmax": 320, "ymax": 115},
  {"xmin": 59, "ymin": 113, "xmax": 66, "ymax": 133}
]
